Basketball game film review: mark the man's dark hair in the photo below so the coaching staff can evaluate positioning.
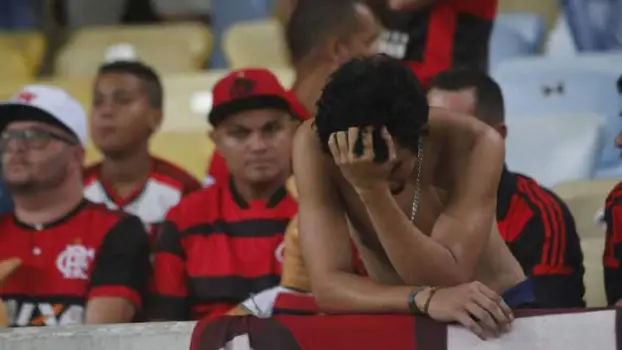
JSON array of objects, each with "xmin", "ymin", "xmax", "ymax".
[
  {"xmin": 286, "ymin": 0, "xmax": 361, "ymax": 65},
  {"xmin": 315, "ymin": 54, "xmax": 429, "ymax": 162},
  {"xmin": 98, "ymin": 60, "xmax": 163, "ymax": 109},
  {"xmin": 429, "ymin": 68, "xmax": 505, "ymax": 125}
]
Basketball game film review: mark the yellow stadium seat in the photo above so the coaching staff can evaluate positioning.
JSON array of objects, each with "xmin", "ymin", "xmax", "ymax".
[
  {"xmin": 66, "ymin": 23, "xmax": 212, "ymax": 68},
  {"xmin": 85, "ymin": 132, "xmax": 213, "ymax": 180},
  {"xmin": 0, "ymin": 42, "xmax": 33, "ymax": 82},
  {"xmin": 498, "ymin": 0, "xmax": 560, "ymax": 33},
  {"xmin": 150, "ymin": 132, "xmax": 214, "ymax": 180},
  {"xmin": 553, "ymin": 179, "xmax": 618, "ymax": 307},
  {"xmin": 55, "ymin": 41, "xmax": 200, "ymax": 77},
  {"xmin": 0, "ymin": 31, "xmax": 46, "ymax": 76},
  {"xmin": 223, "ymin": 19, "xmax": 291, "ymax": 69},
  {"xmin": 161, "ymin": 68, "xmax": 295, "ymax": 132},
  {"xmin": 35, "ymin": 76, "xmax": 95, "ymax": 110}
]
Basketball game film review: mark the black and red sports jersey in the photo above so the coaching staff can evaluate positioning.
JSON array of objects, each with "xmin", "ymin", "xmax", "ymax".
[
  {"xmin": 0, "ymin": 200, "xmax": 151, "ymax": 327},
  {"xmin": 150, "ymin": 178, "xmax": 297, "ymax": 321},
  {"xmin": 369, "ymin": 0, "xmax": 496, "ymax": 86},
  {"xmin": 497, "ymin": 168, "xmax": 585, "ymax": 308},
  {"xmin": 604, "ymin": 182, "xmax": 622, "ymax": 305},
  {"xmin": 205, "ymin": 91, "xmax": 310, "ymax": 188},
  {"xmin": 84, "ymin": 156, "xmax": 201, "ymax": 245}
]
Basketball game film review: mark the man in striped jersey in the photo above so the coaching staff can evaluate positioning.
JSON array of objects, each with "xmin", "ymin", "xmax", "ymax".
[{"xmin": 428, "ymin": 68, "xmax": 585, "ymax": 308}]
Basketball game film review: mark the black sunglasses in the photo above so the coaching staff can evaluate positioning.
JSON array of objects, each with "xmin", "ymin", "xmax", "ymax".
[{"xmin": 0, "ymin": 128, "xmax": 78, "ymax": 151}]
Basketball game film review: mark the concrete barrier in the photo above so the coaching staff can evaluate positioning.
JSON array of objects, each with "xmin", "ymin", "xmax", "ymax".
[{"xmin": 0, "ymin": 321, "xmax": 196, "ymax": 350}]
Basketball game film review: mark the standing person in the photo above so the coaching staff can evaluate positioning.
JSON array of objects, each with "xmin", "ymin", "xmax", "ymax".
[
  {"xmin": 150, "ymin": 69, "xmax": 300, "ymax": 322},
  {"xmin": 428, "ymin": 68, "xmax": 585, "ymax": 308},
  {"xmin": 368, "ymin": 0, "xmax": 496, "ymax": 85},
  {"xmin": 85, "ymin": 61, "xmax": 201, "ymax": 245},
  {"xmin": 205, "ymin": 0, "xmax": 381, "ymax": 187},
  {"xmin": 0, "ymin": 85, "xmax": 150, "ymax": 326}
]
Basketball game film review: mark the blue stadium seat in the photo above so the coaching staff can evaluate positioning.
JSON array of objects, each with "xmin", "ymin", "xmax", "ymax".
[
  {"xmin": 505, "ymin": 114, "xmax": 605, "ymax": 187},
  {"xmin": 210, "ymin": 0, "xmax": 274, "ymax": 69},
  {"xmin": 492, "ymin": 56, "xmax": 622, "ymax": 172},
  {"xmin": 495, "ymin": 13, "xmax": 546, "ymax": 52},
  {"xmin": 489, "ymin": 24, "xmax": 532, "ymax": 70}
]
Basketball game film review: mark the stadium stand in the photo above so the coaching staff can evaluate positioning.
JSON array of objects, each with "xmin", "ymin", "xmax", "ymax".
[
  {"xmin": 0, "ymin": 41, "xmax": 34, "ymax": 82},
  {"xmin": 493, "ymin": 56, "xmax": 622, "ymax": 173},
  {"xmin": 64, "ymin": 23, "xmax": 212, "ymax": 68},
  {"xmin": 554, "ymin": 179, "xmax": 617, "ymax": 307},
  {"xmin": 0, "ymin": 31, "xmax": 46, "ymax": 76},
  {"xmin": 223, "ymin": 18, "xmax": 291, "ymax": 69},
  {"xmin": 497, "ymin": 0, "xmax": 560, "ymax": 34},
  {"xmin": 494, "ymin": 13, "xmax": 546, "ymax": 52},
  {"xmin": 489, "ymin": 23, "xmax": 533, "ymax": 69},
  {"xmin": 505, "ymin": 114, "xmax": 605, "ymax": 187},
  {"xmin": 54, "ymin": 23, "xmax": 213, "ymax": 77}
]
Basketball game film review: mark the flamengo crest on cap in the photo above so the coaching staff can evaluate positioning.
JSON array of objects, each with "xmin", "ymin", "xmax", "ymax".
[
  {"xmin": 16, "ymin": 92, "xmax": 37, "ymax": 103},
  {"xmin": 230, "ymin": 75, "xmax": 256, "ymax": 99}
]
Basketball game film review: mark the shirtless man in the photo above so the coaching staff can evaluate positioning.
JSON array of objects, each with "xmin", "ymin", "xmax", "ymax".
[{"xmin": 294, "ymin": 54, "xmax": 530, "ymax": 338}]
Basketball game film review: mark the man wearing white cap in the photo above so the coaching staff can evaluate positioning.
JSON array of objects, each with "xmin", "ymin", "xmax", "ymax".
[{"xmin": 0, "ymin": 85, "xmax": 151, "ymax": 327}]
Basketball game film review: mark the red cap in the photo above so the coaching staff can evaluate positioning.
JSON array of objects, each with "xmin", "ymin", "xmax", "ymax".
[{"xmin": 209, "ymin": 69, "xmax": 292, "ymax": 126}]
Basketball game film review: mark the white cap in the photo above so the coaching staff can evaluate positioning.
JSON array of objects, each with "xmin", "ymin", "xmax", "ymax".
[{"xmin": 0, "ymin": 85, "xmax": 88, "ymax": 146}]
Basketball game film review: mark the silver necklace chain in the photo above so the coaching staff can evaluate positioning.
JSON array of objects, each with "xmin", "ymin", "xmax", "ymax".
[{"xmin": 410, "ymin": 137, "xmax": 424, "ymax": 222}]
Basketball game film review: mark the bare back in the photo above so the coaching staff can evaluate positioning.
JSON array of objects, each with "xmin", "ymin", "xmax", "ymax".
[{"xmin": 294, "ymin": 109, "xmax": 525, "ymax": 294}]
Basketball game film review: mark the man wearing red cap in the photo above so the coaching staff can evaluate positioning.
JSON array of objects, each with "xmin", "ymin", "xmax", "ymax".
[
  {"xmin": 149, "ymin": 69, "xmax": 299, "ymax": 322},
  {"xmin": 204, "ymin": 0, "xmax": 381, "ymax": 188}
]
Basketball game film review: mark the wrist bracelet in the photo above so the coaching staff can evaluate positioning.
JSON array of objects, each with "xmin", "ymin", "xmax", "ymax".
[
  {"xmin": 423, "ymin": 286, "xmax": 441, "ymax": 315},
  {"xmin": 407, "ymin": 287, "xmax": 427, "ymax": 314}
]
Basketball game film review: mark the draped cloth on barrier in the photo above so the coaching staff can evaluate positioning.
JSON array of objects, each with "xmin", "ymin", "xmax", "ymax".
[{"xmin": 192, "ymin": 307, "xmax": 622, "ymax": 350}]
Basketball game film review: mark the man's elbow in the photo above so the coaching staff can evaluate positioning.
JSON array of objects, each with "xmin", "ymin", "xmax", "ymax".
[{"xmin": 310, "ymin": 274, "xmax": 350, "ymax": 313}]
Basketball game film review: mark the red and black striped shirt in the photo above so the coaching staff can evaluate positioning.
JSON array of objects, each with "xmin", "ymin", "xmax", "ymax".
[
  {"xmin": 149, "ymin": 178, "xmax": 297, "ymax": 321},
  {"xmin": 604, "ymin": 182, "xmax": 622, "ymax": 305},
  {"xmin": 370, "ymin": 0, "xmax": 497, "ymax": 86},
  {"xmin": 0, "ymin": 200, "xmax": 151, "ymax": 327},
  {"xmin": 497, "ymin": 168, "xmax": 585, "ymax": 308}
]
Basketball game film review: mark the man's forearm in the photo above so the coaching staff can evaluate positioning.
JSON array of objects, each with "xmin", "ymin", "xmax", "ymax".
[
  {"xmin": 359, "ymin": 187, "xmax": 466, "ymax": 286},
  {"xmin": 314, "ymin": 271, "xmax": 416, "ymax": 313}
]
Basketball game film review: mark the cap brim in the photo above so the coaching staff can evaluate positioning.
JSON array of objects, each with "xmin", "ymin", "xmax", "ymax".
[
  {"xmin": 208, "ymin": 95, "xmax": 292, "ymax": 126},
  {"xmin": 0, "ymin": 103, "xmax": 76, "ymax": 139}
]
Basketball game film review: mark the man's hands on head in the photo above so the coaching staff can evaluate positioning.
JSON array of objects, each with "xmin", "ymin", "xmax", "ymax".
[{"xmin": 328, "ymin": 126, "xmax": 395, "ymax": 194}]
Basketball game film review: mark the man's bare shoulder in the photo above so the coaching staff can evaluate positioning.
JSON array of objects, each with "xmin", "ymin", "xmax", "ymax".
[
  {"xmin": 293, "ymin": 119, "xmax": 321, "ymax": 153},
  {"xmin": 428, "ymin": 107, "xmax": 491, "ymax": 136}
]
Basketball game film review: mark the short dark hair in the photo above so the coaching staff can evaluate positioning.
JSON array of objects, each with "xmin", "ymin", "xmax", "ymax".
[
  {"xmin": 315, "ymin": 54, "xmax": 429, "ymax": 161},
  {"xmin": 97, "ymin": 61, "xmax": 163, "ymax": 109},
  {"xmin": 286, "ymin": 0, "xmax": 360, "ymax": 65},
  {"xmin": 429, "ymin": 68, "xmax": 505, "ymax": 125}
]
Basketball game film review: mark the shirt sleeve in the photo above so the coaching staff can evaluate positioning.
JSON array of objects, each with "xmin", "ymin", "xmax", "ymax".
[
  {"xmin": 507, "ymin": 199, "xmax": 585, "ymax": 308},
  {"xmin": 88, "ymin": 215, "xmax": 151, "ymax": 309},
  {"xmin": 604, "ymin": 196, "xmax": 622, "ymax": 305},
  {"xmin": 148, "ymin": 207, "xmax": 190, "ymax": 321}
]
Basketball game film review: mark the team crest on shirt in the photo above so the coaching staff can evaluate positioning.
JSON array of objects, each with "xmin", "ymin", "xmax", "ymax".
[{"xmin": 56, "ymin": 244, "xmax": 95, "ymax": 280}]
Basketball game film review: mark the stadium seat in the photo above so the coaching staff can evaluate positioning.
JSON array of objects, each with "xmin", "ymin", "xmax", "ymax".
[
  {"xmin": 0, "ymin": 41, "xmax": 33, "ymax": 82},
  {"xmin": 495, "ymin": 13, "xmax": 546, "ymax": 52},
  {"xmin": 0, "ymin": 31, "xmax": 46, "ymax": 76},
  {"xmin": 65, "ymin": 23, "xmax": 212, "ymax": 68},
  {"xmin": 489, "ymin": 24, "xmax": 532, "ymax": 69},
  {"xmin": 86, "ymin": 131, "xmax": 213, "ymax": 180},
  {"xmin": 211, "ymin": 0, "xmax": 274, "ymax": 68},
  {"xmin": 161, "ymin": 68, "xmax": 295, "ymax": 132},
  {"xmin": 553, "ymin": 179, "xmax": 617, "ymax": 307},
  {"xmin": 498, "ymin": 0, "xmax": 560, "ymax": 33},
  {"xmin": 223, "ymin": 19, "xmax": 291, "ymax": 69},
  {"xmin": 55, "ymin": 24, "xmax": 210, "ymax": 77},
  {"xmin": 492, "ymin": 57, "xmax": 622, "ymax": 169},
  {"xmin": 505, "ymin": 114, "xmax": 605, "ymax": 187}
]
